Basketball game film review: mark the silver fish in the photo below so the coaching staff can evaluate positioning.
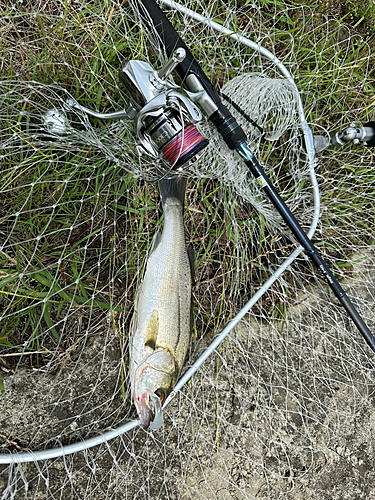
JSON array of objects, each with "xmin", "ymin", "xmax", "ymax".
[{"xmin": 129, "ymin": 176, "xmax": 194, "ymax": 428}]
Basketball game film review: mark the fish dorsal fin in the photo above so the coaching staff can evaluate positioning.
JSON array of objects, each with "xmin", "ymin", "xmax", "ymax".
[
  {"xmin": 135, "ymin": 228, "xmax": 162, "ymax": 303},
  {"xmin": 130, "ymin": 309, "xmax": 138, "ymax": 335},
  {"xmin": 144, "ymin": 310, "xmax": 159, "ymax": 350}
]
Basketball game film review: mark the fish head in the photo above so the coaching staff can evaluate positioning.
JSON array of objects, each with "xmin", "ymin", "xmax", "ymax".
[{"xmin": 132, "ymin": 348, "xmax": 176, "ymax": 429}]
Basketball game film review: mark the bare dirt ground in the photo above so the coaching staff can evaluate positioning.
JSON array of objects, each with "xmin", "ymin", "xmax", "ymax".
[{"xmin": 1, "ymin": 250, "xmax": 374, "ymax": 499}]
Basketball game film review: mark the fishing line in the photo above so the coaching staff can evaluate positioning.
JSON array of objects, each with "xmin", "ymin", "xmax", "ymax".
[
  {"xmin": 142, "ymin": 0, "xmax": 374, "ymax": 351},
  {"xmin": 219, "ymin": 91, "xmax": 265, "ymax": 139}
]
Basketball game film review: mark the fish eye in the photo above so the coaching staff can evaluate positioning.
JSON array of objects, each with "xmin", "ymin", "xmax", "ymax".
[{"xmin": 155, "ymin": 388, "xmax": 165, "ymax": 403}]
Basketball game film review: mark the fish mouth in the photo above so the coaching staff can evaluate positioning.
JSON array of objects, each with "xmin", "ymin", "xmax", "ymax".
[
  {"xmin": 135, "ymin": 392, "xmax": 163, "ymax": 430},
  {"xmin": 135, "ymin": 392, "xmax": 152, "ymax": 428}
]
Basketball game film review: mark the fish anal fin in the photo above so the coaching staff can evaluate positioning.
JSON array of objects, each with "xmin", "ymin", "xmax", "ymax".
[{"xmin": 144, "ymin": 310, "xmax": 159, "ymax": 350}]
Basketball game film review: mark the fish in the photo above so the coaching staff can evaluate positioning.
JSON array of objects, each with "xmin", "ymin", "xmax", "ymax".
[{"xmin": 129, "ymin": 175, "xmax": 194, "ymax": 428}]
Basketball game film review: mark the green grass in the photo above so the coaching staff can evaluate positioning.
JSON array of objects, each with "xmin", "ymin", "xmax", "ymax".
[{"xmin": 1, "ymin": 0, "xmax": 374, "ymax": 382}]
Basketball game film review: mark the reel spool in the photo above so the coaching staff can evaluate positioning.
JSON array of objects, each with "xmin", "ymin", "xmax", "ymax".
[{"xmin": 143, "ymin": 106, "xmax": 208, "ymax": 169}]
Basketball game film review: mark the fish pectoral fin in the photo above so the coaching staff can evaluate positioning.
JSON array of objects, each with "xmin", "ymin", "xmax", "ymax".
[{"xmin": 144, "ymin": 310, "xmax": 159, "ymax": 350}]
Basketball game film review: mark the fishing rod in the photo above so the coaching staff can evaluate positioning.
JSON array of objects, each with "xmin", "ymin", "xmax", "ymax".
[{"xmin": 136, "ymin": 0, "xmax": 375, "ymax": 352}]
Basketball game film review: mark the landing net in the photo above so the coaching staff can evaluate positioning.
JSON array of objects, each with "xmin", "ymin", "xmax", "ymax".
[{"xmin": 1, "ymin": 0, "xmax": 374, "ymax": 498}]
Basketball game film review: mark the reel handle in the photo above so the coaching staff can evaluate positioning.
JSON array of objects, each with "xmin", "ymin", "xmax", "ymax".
[{"xmin": 330, "ymin": 122, "xmax": 375, "ymax": 148}]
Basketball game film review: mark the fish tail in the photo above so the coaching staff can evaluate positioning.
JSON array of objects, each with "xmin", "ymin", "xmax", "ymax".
[{"xmin": 158, "ymin": 175, "xmax": 187, "ymax": 209}]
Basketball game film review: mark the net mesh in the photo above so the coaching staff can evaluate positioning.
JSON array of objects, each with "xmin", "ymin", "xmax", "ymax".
[{"xmin": 1, "ymin": 0, "xmax": 375, "ymax": 498}]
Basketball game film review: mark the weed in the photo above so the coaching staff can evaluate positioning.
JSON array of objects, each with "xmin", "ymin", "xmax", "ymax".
[{"xmin": 0, "ymin": 0, "xmax": 374, "ymax": 385}]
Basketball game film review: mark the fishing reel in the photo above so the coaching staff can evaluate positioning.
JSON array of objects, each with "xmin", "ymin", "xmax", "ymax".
[
  {"xmin": 58, "ymin": 48, "xmax": 209, "ymax": 172},
  {"xmin": 119, "ymin": 47, "xmax": 208, "ymax": 169}
]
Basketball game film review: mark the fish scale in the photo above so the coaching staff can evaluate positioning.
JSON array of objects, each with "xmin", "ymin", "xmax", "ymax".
[{"xmin": 129, "ymin": 178, "xmax": 193, "ymax": 428}]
